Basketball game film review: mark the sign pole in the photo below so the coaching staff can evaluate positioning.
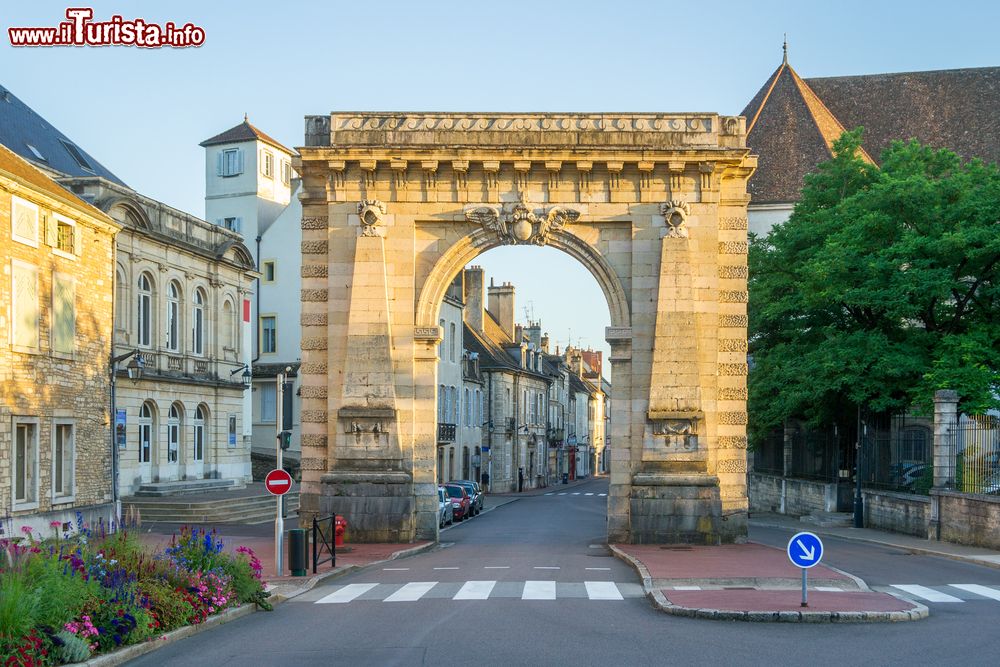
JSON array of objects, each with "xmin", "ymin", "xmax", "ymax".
[
  {"xmin": 787, "ymin": 531, "xmax": 823, "ymax": 609},
  {"xmin": 275, "ymin": 371, "xmax": 284, "ymax": 577},
  {"xmin": 801, "ymin": 569, "xmax": 808, "ymax": 607}
]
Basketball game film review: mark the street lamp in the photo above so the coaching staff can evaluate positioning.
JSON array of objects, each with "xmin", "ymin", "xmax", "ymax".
[
  {"xmin": 109, "ymin": 348, "xmax": 143, "ymax": 525},
  {"xmin": 230, "ymin": 363, "xmax": 252, "ymax": 389}
]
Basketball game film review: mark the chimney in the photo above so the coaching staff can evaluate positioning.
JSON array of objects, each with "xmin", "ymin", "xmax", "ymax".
[
  {"xmin": 540, "ymin": 332, "xmax": 550, "ymax": 354},
  {"xmin": 525, "ymin": 322, "xmax": 542, "ymax": 349},
  {"xmin": 487, "ymin": 281, "xmax": 516, "ymax": 341},
  {"xmin": 463, "ymin": 266, "xmax": 485, "ymax": 332}
]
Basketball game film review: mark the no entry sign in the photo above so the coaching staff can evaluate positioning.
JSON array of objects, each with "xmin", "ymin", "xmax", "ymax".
[{"xmin": 264, "ymin": 468, "xmax": 292, "ymax": 496}]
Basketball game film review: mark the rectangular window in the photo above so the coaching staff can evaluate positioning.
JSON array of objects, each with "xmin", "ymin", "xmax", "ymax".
[
  {"xmin": 11, "ymin": 195, "xmax": 39, "ymax": 247},
  {"xmin": 53, "ymin": 422, "xmax": 74, "ymax": 499},
  {"xmin": 260, "ymin": 383, "xmax": 276, "ymax": 423},
  {"xmin": 281, "ymin": 160, "xmax": 291, "ymax": 185},
  {"xmin": 220, "ymin": 148, "xmax": 243, "ymax": 177},
  {"xmin": 13, "ymin": 419, "xmax": 39, "ymax": 507},
  {"xmin": 261, "ymin": 150, "xmax": 274, "ymax": 178},
  {"xmin": 223, "ymin": 217, "xmax": 242, "ymax": 233},
  {"xmin": 262, "ymin": 260, "xmax": 276, "ymax": 283},
  {"xmin": 261, "ymin": 316, "xmax": 277, "ymax": 354},
  {"xmin": 12, "ymin": 260, "xmax": 40, "ymax": 351},
  {"xmin": 52, "ymin": 273, "xmax": 76, "ymax": 354},
  {"xmin": 49, "ymin": 214, "xmax": 79, "ymax": 258}
]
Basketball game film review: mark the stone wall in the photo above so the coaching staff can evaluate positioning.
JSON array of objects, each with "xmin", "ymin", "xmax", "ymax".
[
  {"xmin": 935, "ymin": 489, "xmax": 1000, "ymax": 550},
  {"xmin": 749, "ymin": 473, "xmax": 837, "ymax": 516},
  {"xmin": 862, "ymin": 490, "xmax": 930, "ymax": 537}
]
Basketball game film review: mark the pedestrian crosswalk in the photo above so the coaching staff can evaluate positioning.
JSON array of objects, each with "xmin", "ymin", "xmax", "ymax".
[
  {"xmin": 544, "ymin": 492, "xmax": 607, "ymax": 497},
  {"xmin": 306, "ymin": 580, "xmax": 644, "ymax": 604},
  {"xmin": 885, "ymin": 583, "xmax": 1000, "ymax": 603}
]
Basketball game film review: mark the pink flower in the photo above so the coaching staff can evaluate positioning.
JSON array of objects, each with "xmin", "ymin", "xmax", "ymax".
[
  {"xmin": 20, "ymin": 526, "xmax": 32, "ymax": 536},
  {"xmin": 50, "ymin": 520, "xmax": 62, "ymax": 529}
]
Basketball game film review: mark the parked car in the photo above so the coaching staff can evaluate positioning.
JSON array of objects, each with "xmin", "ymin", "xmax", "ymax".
[
  {"xmin": 443, "ymin": 483, "xmax": 471, "ymax": 522},
  {"xmin": 437, "ymin": 486, "xmax": 453, "ymax": 528},
  {"xmin": 450, "ymin": 480, "xmax": 483, "ymax": 516}
]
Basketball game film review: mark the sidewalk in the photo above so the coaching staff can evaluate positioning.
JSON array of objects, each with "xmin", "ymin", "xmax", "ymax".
[
  {"xmin": 136, "ymin": 521, "xmax": 433, "ymax": 603},
  {"xmin": 611, "ymin": 542, "xmax": 927, "ymax": 622},
  {"xmin": 750, "ymin": 512, "xmax": 1000, "ymax": 570},
  {"xmin": 487, "ymin": 475, "xmax": 602, "ymax": 497}
]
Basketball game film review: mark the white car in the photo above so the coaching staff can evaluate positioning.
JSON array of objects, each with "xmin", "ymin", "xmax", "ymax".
[{"xmin": 438, "ymin": 487, "xmax": 453, "ymax": 527}]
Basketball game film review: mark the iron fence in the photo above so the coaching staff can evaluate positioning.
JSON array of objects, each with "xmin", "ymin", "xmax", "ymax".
[
  {"xmin": 312, "ymin": 514, "xmax": 336, "ymax": 573},
  {"xmin": 752, "ymin": 428, "xmax": 784, "ymax": 475},
  {"xmin": 859, "ymin": 412, "xmax": 933, "ymax": 494},
  {"xmin": 953, "ymin": 414, "xmax": 1000, "ymax": 495},
  {"xmin": 789, "ymin": 427, "xmax": 840, "ymax": 482}
]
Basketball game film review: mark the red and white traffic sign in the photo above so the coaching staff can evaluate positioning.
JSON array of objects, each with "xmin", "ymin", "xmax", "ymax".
[{"xmin": 264, "ymin": 468, "xmax": 292, "ymax": 496}]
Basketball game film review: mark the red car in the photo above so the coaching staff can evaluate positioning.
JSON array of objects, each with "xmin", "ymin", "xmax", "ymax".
[{"xmin": 444, "ymin": 484, "xmax": 471, "ymax": 522}]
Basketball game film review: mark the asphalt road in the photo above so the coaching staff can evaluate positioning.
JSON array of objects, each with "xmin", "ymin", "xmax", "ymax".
[{"xmin": 129, "ymin": 478, "xmax": 1000, "ymax": 667}]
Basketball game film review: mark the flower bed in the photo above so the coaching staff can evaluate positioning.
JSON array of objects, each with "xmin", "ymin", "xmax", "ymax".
[{"xmin": 0, "ymin": 515, "xmax": 271, "ymax": 666}]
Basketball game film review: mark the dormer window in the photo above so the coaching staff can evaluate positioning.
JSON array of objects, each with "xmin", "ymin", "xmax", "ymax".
[
  {"xmin": 219, "ymin": 148, "xmax": 243, "ymax": 177},
  {"xmin": 59, "ymin": 139, "xmax": 94, "ymax": 172},
  {"xmin": 25, "ymin": 144, "xmax": 45, "ymax": 161}
]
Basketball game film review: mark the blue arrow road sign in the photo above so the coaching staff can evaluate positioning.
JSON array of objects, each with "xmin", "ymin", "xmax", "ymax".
[{"xmin": 787, "ymin": 531, "xmax": 824, "ymax": 569}]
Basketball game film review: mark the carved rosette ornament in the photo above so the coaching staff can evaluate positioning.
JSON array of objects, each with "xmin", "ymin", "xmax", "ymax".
[
  {"xmin": 357, "ymin": 199, "xmax": 386, "ymax": 237},
  {"xmin": 659, "ymin": 200, "xmax": 690, "ymax": 238},
  {"xmin": 466, "ymin": 198, "xmax": 580, "ymax": 246}
]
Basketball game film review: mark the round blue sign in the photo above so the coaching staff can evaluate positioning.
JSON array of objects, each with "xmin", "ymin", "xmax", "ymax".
[{"xmin": 787, "ymin": 531, "xmax": 824, "ymax": 569}]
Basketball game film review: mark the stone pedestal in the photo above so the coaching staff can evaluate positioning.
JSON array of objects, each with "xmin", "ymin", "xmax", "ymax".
[
  {"xmin": 630, "ymin": 472, "xmax": 724, "ymax": 544},
  {"xmin": 319, "ymin": 470, "xmax": 414, "ymax": 543}
]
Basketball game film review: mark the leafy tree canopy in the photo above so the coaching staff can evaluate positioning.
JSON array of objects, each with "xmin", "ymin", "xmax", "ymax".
[{"xmin": 748, "ymin": 129, "xmax": 1000, "ymax": 439}]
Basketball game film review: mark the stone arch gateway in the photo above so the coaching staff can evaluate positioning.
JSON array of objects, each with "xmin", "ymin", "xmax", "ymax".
[{"xmin": 295, "ymin": 113, "xmax": 756, "ymax": 544}]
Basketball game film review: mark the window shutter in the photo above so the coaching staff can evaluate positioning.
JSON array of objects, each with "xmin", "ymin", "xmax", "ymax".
[
  {"xmin": 45, "ymin": 214, "xmax": 58, "ymax": 246},
  {"xmin": 53, "ymin": 277, "xmax": 75, "ymax": 353},
  {"xmin": 216, "ymin": 151, "xmax": 224, "ymax": 176},
  {"xmin": 13, "ymin": 264, "xmax": 39, "ymax": 348},
  {"xmin": 72, "ymin": 225, "xmax": 82, "ymax": 255},
  {"xmin": 236, "ymin": 149, "xmax": 244, "ymax": 175},
  {"xmin": 235, "ymin": 217, "xmax": 242, "ymax": 233}
]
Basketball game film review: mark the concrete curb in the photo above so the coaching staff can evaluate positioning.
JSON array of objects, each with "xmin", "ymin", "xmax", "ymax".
[
  {"xmin": 71, "ymin": 540, "xmax": 437, "ymax": 666},
  {"xmin": 750, "ymin": 519, "xmax": 1000, "ymax": 572},
  {"xmin": 609, "ymin": 544, "xmax": 928, "ymax": 623}
]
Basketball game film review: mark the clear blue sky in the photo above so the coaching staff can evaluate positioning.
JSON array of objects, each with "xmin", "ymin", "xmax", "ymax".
[{"xmin": 3, "ymin": 1, "xmax": 997, "ymax": 364}]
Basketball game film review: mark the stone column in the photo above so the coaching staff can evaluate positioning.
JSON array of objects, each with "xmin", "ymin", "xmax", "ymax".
[{"xmin": 929, "ymin": 389, "xmax": 959, "ymax": 540}]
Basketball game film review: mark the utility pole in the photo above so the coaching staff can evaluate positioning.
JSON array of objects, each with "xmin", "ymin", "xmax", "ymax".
[{"xmin": 275, "ymin": 369, "xmax": 286, "ymax": 576}]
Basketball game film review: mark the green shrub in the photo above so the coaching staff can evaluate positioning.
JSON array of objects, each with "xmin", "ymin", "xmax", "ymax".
[{"xmin": 55, "ymin": 630, "xmax": 91, "ymax": 663}]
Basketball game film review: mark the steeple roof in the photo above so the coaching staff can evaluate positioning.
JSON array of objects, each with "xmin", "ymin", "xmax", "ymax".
[
  {"xmin": 742, "ymin": 52, "xmax": 1000, "ymax": 205},
  {"xmin": 199, "ymin": 117, "xmax": 294, "ymax": 155}
]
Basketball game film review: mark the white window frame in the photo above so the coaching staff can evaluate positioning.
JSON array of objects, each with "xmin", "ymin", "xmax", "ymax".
[
  {"xmin": 166, "ymin": 281, "xmax": 181, "ymax": 352},
  {"xmin": 51, "ymin": 213, "xmax": 78, "ymax": 260},
  {"xmin": 12, "ymin": 417, "xmax": 40, "ymax": 510},
  {"xmin": 51, "ymin": 272, "xmax": 76, "ymax": 357},
  {"xmin": 191, "ymin": 288, "xmax": 205, "ymax": 357},
  {"xmin": 167, "ymin": 403, "xmax": 181, "ymax": 463},
  {"xmin": 261, "ymin": 149, "xmax": 274, "ymax": 178},
  {"xmin": 260, "ymin": 314, "xmax": 277, "ymax": 355},
  {"xmin": 220, "ymin": 148, "xmax": 243, "ymax": 177},
  {"xmin": 52, "ymin": 420, "xmax": 75, "ymax": 502},
  {"xmin": 11, "ymin": 259, "xmax": 40, "ymax": 352},
  {"xmin": 222, "ymin": 217, "xmax": 242, "ymax": 233},
  {"xmin": 281, "ymin": 159, "xmax": 291, "ymax": 185},
  {"xmin": 260, "ymin": 383, "xmax": 277, "ymax": 423},
  {"xmin": 137, "ymin": 273, "xmax": 153, "ymax": 348},
  {"xmin": 138, "ymin": 403, "xmax": 153, "ymax": 463},
  {"xmin": 11, "ymin": 195, "xmax": 39, "ymax": 247},
  {"xmin": 193, "ymin": 406, "xmax": 206, "ymax": 462}
]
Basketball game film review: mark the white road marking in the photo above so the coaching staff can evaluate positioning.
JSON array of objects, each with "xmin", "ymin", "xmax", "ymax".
[
  {"xmin": 949, "ymin": 584, "xmax": 1000, "ymax": 601},
  {"xmin": 316, "ymin": 583, "xmax": 378, "ymax": 604},
  {"xmin": 454, "ymin": 580, "xmax": 496, "ymax": 600},
  {"xmin": 484, "ymin": 566, "xmax": 510, "ymax": 569},
  {"xmin": 433, "ymin": 567, "xmax": 459, "ymax": 570},
  {"xmin": 585, "ymin": 567, "xmax": 611, "ymax": 571},
  {"xmin": 384, "ymin": 582, "xmax": 438, "ymax": 602},
  {"xmin": 544, "ymin": 493, "xmax": 554, "ymax": 496},
  {"xmin": 572, "ymin": 493, "xmax": 581, "ymax": 495},
  {"xmin": 816, "ymin": 587, "xmax": 844, "ymax": 592},
  {"xmin": 534, "ymin": 566, "xmax": 560, "ymax": 570},
  {"xmin": 598, "ymin": 493, "xmax": 607, "ymax": 496},
  {"xmin": 522, "ymin": 580, "xmax": 557, "ymax": 600},
  {"xmin": 383, "ymin": 568, "xmax": 409, "ymax": 571},
  {"xmin": 585, "ymin": 581, "xmax": 624, "ymax": 600},
  {"xmin": 585, "ymin": 493, "xmax": 594, "ymax": 496},
  {"xmin": 672, "ymin": 585, "xmax": 701, "ymax": 590},
  {"xmin": 558, "ymin": 493, "xmax": 567, "ymax": 496},
  {"xmin": 891, "ymin": 585, "xmax": 963, "ymax": 602}
]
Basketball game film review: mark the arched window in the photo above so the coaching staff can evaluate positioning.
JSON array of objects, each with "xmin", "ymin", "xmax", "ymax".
[
  {"xmin": 166, "ymin": 281, "xmax": 181, "ymax": 351},
  {"xmin": 193, "ymin": 405, "xmax": 207, "ymax": 462},
  {"xmin": 137, "ymin": 273, "xmax": 153, "ymax": 347},
  {"xmin": 167, "ymin": 403, "xmax": 182, "ymax": 463},
  {"xmin": 192, "ymin": 288, "xmax": 205, "ymax": 356},
  {"xmin": 221, "ymin": 298, "xmax": 237, "ymax": 357},
  {"xmin": 138, "ymin": 402, "xmax": 154, "ymax": 463}
]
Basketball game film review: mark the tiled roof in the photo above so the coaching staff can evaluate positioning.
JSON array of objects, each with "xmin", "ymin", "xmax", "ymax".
[
  {"xmin": 199, "ymin": 119, "xmax": 294, "ymax": 155},
  {"xmin": 0, "ymin": 84, "xmax": 127, "ymax": 185},
  {"xmin": 0, "ymin": 142, "xmax": 113, "ymax": 224},
  {"xmin": 743, "ymin": 63, "xmax": 1000, "ymax": 204}
]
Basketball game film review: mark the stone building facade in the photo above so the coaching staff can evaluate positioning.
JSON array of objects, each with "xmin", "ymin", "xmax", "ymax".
[
  {"xmin": 295, "ymin": 112, "xmax": 754, "ymax": 544},
  {"xmin": 0, "ymin": 144, "xmax": 121, "ymax": 534},
  {"xmin": 59, "ymin": 178, "xmax": 258, "ymax": 495}
]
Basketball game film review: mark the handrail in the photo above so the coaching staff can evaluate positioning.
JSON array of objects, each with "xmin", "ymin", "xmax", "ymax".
[{"xmin": 312, "ymin": 514, "xmax": 336, "ymax": 573}]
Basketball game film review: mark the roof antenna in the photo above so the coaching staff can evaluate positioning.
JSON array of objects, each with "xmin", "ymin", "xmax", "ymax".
[
  {"xmin": 244, "ymin": 112, "xmax": 249, "ymax": 122},
  {"xmin": 782, "ymin": 34, "xmax": 788, "ymax": 64}
]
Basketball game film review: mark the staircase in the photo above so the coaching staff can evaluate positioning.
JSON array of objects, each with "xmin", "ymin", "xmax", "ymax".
[
  {"xmin": 123, "ymin": 483, "xmax": 299, "ymax": 525},
  {"xmin": 131, "ymin": 479, "xmax": 240, "ymax": 497}
]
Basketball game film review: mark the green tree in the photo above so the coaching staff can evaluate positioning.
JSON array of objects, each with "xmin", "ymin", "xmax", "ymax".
[{"xmin": 748, "ymin": 129, "xmax": 1000, "ymax": 441}]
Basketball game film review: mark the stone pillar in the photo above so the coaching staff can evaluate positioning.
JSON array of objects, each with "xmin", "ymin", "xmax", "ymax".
[{"xmin": 929, "ymin": 389, "xmax": 959, "ymax": 541}]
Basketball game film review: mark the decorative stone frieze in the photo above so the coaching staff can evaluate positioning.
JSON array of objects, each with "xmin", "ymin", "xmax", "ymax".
[
  {"xmin": 718, "ymin": 411, "xmax": 749, "ymax": 425},
  {"xmin": 719, "ymin": 290, "xmax": 749, "ymax": 303},
  {"xmin": 717, "ymin": 386, "xmax": 749, "ymax": 400},
  {"xmin": 719, "ymin": 241, "xmax": 749, "ymax": 254},
  {"xmin": 719, "ymin": 314, "xmax": 749, "ymax": 328},
  {"xmin": 301, "ymin": 216, "xmax": 327, "ymax": 230},
  {"xmin": 465, "ymin": 198, "xmax": 580, "ymax": 246},
  {"xmin": 719, "ymin": 363, "xmax": 749, "ymax": 376},
  {"xmin": 718, "ymin": 338, "xmax": 749, "ymax": 352},
  {"xmin": 301, "ymin": 240, "xmax": 328, "ymax": 254},
  {"xmin": 718, "ymin": 265, "xmax": 748, "ymax": 279},
  {"xmin": 719, "ymin": 216, "xmax": 748, "ymax": 230},
  {"xmin": 300, "ymin": 289, "xmax": 328, "ymax": 302},
  {"xmin": 717, "ymin": 458, "xmax": 748, "ymax": 473},
  {"xmin": 301, "ymin": 264, "xmax": 328, "ymax": 278},
  {"xmin": 659, "ymin": 200, "xmax": 690, "ymax": 238},
  {"xmin": 718, "ymin": 435, "xmax": 749, "ymax": 449},
  {"xmin": 358, "ymin": 200, "xmax": 387, "ymax": 237}
]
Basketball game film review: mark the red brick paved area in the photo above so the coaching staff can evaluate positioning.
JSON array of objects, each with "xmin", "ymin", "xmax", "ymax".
[{"xmin": 618, "ymin": 543, "xmax": 851, "ymax": 581}]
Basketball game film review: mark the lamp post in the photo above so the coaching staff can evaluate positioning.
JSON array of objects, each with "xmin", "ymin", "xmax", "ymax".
[
  {"xmin": 229, "ymin": 363, "xmax": 253, "ymax": 389},
  {"xmin": 110, "ymin": 349, "xmax": 144, "ymax": 524}
]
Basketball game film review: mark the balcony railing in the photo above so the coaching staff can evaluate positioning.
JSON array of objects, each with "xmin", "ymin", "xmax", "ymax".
[{"xmin": 438, "ymin": 423, "xmax": 456, "ymax": 443}]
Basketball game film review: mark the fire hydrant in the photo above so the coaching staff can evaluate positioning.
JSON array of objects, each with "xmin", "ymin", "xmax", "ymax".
[{"xmin": 334, "ymin": 515, "xmax": 347, "ymax": 547}]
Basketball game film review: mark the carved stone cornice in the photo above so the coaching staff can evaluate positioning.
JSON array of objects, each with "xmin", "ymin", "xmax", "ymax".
[
  {"xmin": 358, "ymin": 200, "xmax": 386, "ymax": 237},
  {"xmin": 466, "ymin": 197, "xmax": 580, "ymax": 246}
]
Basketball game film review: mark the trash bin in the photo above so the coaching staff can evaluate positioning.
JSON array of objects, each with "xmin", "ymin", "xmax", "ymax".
[
  {"xmin": 562, "ymin": 473, "xmax": 568, "ymax": 484},
  {"xmin": 288, "ymin": 528, "xmax": 308, "ymax": 577}
]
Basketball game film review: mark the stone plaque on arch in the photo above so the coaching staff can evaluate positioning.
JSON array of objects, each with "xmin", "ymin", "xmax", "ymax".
[{"xmin": 294, "ymin": 112, "xmax": 755, "ymax": 545}]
